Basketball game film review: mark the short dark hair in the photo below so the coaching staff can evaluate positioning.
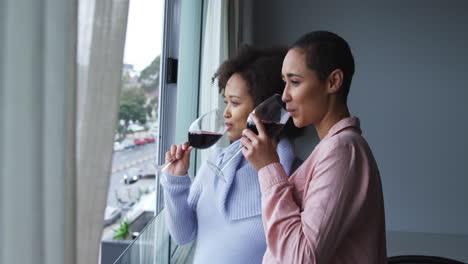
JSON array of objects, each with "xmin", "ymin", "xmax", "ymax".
[
  {"xmin": 213, "ymin": 44, "xmax": 303, "ymax": 138},
  {"xmin": 291, "ymin": 31, "xmax": 355, "ymax": 103}
]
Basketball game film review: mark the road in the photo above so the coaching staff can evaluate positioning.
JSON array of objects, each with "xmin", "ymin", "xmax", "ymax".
[{"xmin": 106, "ymin": 143, "xmax": 158, "ymax": 208}]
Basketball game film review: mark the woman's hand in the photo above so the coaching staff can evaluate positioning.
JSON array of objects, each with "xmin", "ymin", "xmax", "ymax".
[
  {"xmin": 163, "ymin": 142, "xmax": 194, "ymax": 176},
  {"xmin": 241, "ymin": 113, "xmax": 280, "ymax": 172}
]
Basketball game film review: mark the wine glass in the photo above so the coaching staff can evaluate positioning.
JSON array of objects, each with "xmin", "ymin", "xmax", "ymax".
[
  {"xmin": 158, "ymin": 108, "xmax": 226, "ymax": 172},
  {"xmin": 207, "ymin": 94, "xmax": 290, "ymax": 181}
]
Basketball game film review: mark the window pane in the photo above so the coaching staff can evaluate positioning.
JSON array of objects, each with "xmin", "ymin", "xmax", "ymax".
[{"xmin": 100, "ymin": 1, "xmax": 163, "ymax": 263}]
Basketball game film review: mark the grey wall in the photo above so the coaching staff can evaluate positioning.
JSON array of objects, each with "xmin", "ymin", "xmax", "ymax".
[{"xmin": 252, "ymin": 0, "xmax": 468, "ymax": 260}]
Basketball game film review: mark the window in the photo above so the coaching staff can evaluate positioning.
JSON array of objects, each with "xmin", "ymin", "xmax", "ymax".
[{"xmin": 100, "ymin": 1, "xmax": 164, "ymax": 263}]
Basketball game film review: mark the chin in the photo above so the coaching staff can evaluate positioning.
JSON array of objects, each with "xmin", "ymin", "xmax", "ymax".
[
  {"xmin": 292, "ymin": 118, "xmax": 305, "ymax": 128},
  {"xmin": 227, "ymin": 132, "xmax": 238, "ymax": 142}
]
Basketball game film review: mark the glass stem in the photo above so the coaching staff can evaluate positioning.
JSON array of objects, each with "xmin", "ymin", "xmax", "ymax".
[
  {"xmin": 158, "ymin": 159, "xmax": 175, "ymax": 172},
  {"xmin": 219, "ymin": 145, "xmax": 243, "ymax": 171}
]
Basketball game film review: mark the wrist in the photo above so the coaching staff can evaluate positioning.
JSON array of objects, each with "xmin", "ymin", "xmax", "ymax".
[
  {"xmin": 173, "ymin": 169, "xmax": 188, "ymax": 176},
  {"xmin": 256, "ymin": 158, "xmax": 280, "ymax": 172}
]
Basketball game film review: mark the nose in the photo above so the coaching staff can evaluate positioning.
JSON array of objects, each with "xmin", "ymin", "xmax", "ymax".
[
  {"xmin": 223, "ymin": 105, "xmax": 231, "ymax": 119},
  {"xmin": 282, "ymin": 84, "xmax": 292, "ymax": 103}
]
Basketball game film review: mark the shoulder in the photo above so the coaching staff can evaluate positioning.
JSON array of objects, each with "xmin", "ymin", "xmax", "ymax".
[
  {"xmin": 321, "ymin": 129, "xmax": 367, "ymax": 152},
  {"xmin": 310, "ymin": 129, "xmax": 377, "ymax": 176},
  {"xmin": 310, "ymin": 130, "xmax": 366, "ymax": 167}
]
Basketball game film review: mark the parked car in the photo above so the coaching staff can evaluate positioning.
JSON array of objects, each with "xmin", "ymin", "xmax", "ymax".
[
  {"xmin": 113, "ymin": 142, "xmax": 124, "ymax": 152},
  {"xmin": 144, "ymin": 137, "xmax": 155, "ymax": 143},
  {"xmin": 133, "ymin": 138, "xmax": 146, "ymax": 146},
  {"xmin": 128, "ymin": 123, "xmax": 145, "ymax": 132},
  {"xmin": 123, "ymin": 174, "xmax": 139, "ymax": 185},
  {"xmin": 123, "ymin": 167, "xmax": 143, "ymax": 185},
  {"xmin": 120, "ymin": 140, "xmax": 135, "ymax": 149}
]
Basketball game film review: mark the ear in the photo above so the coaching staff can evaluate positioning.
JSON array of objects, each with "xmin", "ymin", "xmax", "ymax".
[{"xmin": 326, "ymin": 69, "xmax": 344, "ymax": 94}]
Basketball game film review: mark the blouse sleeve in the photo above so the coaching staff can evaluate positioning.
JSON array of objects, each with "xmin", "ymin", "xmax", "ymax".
[{"xmin": 258, "ymin": 143, "xmax": 364, "ymax": 263}]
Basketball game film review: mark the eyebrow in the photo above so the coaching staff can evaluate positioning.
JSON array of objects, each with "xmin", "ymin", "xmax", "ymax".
[
  {"xmin": 284, "ymin": 73, "xmax": 304, "ymax": 78},
  {"xmin": 223, "ymin": 95, "xmax": 241, "ymax": 101}
]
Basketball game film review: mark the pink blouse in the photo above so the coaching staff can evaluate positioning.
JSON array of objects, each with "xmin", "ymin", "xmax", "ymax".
[{"xmin": 258, "ymin": 117, "xmax": 387, "ymax": 263}]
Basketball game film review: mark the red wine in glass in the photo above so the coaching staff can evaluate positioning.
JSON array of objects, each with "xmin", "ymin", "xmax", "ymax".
[
  {"xmin": 207, "ymin": 94, "xmax": 290, "ymax": 181},
  {"xmin": 246, "ymin": 120, "xmax": 285, "ymax": 139},
  {"xmin": 159, "ymin": 108, "xmax": 225, "ymax": 173},
  {"xmin": 188, "ymin": 131, "xmax": 224, "ymax": 149}
]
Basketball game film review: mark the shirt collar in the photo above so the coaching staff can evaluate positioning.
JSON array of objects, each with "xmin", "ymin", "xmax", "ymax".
[{"xmin": 323, "ymin": 116, "xmax": 361, "ymax": 140}]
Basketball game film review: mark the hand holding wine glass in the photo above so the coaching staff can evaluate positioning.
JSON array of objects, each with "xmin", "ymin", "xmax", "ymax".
[
  {"xmin": 163, "ymin": 142, "xmax": 194, "ymax": 176},
  {"xmin": 240, "ymin": 113, "xmax": 281, "ymax": 172},
  {"xmin": 207, "ymin": 94, "xmax": 290, "ymax": 180},
  {"xmin": 159, "ymin": 108, "xmax": 225, "ymax": 174}
]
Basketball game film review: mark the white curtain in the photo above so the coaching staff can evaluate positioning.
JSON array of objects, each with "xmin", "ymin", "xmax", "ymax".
[
  {"xmin": 77, "ymin": 0, "xmax": 129, "ymax": 263},
  {"xmin": 0, "ymin": 0, "xmax": 129, "ymax": 263},
  {"xmin": 197, "ymin": 0, "xmax": 230, "ymax": 163},
  {"xmin": 199, "ymin": 0, "xmax": 228, "ymax": 118},
  {"xmin": 0, "ymin": 0, "xmax": 77, "ymax": 264}
]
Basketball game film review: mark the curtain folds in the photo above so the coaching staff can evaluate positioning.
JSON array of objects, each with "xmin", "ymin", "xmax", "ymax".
[
  {"xmin": 198, "ymin": 0, "xmax": 228, "ymax": 119},
  {"xmin": 76, "ymin": 0, "xmax": 129, "ymax": 263},
  {"xmin": 0, "ymin": 0, "xmax": 77, "ymax": 263},
  {"xmin": 197, "ymin": 0, "xmax": 230, "ymax": 164},
  {"xmin": 0, "ymin": 0, "xmax": 129, "ymax": 263}
]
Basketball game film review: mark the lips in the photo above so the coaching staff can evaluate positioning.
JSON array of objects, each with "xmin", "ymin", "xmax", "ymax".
[
  {"xmin": 286, "ymin": 108, "xmax": 296, "ymax": 116},
  {"xmin": 225, "ymin": 122, "xmax": 233, "ymax": 131}
]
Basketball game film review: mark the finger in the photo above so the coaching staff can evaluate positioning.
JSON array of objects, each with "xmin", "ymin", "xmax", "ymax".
[
  {"xmin": 170, "ymin": 145, "xmax": 177, "ymax": 158},
  {"xmin": 176, "ymin": 144, "xmax": 185, "ymax": 159},
  {"xmin": 183, "ymin": 146, "xmax": 193, "ymax": 159},
  {"xmin": 240, "ymin": 136, "xmax": 247, "ymax": 147},
  {"xmin": 182, "ymin": 141, "xmax": 189, "ymax": 150},
  {"xmin": 240, "ymin": 136, "xmax": 252, "ymax": 150},
  {"xmin": 241, "ymin": 147, "xmax": 249, "ymax": 158},
  {"xmin": 242, "ymin": 128, "xmax": 256, "ymax": 141},
  {"xmin": 165, "ymin": 151, "xmax": 172, "ymax": 162},
  {"xmin": 241, "ymin": 145, "xmax": 252, "ymax": 159},
  {"xmin": 242, "ymin": 129, "xmax": 259, "ymax": 145},
  {"xmin": 250, "ymin": 113, "xmax": 267, "ymax": 137}
]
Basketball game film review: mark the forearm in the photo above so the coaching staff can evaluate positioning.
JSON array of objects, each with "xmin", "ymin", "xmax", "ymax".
[
  {"xmin": 259, "ymin": 143, "xmax": 360, "ymax": 264},
  {"xmin": 259, "ymin": 163, "xmax": 316, "ymax": 263},
  {"xmin": 160, "ymin": 173, "xmax": 197, "ymax": 244}
]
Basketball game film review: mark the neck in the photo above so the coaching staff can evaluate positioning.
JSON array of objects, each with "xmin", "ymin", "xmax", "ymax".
[{"xmin": 315, "ymin": 103, "xmax": 350, "ymax": 140}]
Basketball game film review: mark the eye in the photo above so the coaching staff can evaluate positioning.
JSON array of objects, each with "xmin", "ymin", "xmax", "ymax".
[
  {"xmin": 223, "ymin": 100, "xmax": 228, "ymax": 104},
  {"xmin": 291, "ymin": 79, "xmax": 301, "ymax": 86},
  {"xmin": 231, "ymin": 101, "xmax": 239, "ymax": 106}
]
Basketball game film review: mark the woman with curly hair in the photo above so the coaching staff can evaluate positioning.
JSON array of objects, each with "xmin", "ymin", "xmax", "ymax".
[{"xmin": 160, "ymin": 44, "xmax": 302, "ymax": 264}]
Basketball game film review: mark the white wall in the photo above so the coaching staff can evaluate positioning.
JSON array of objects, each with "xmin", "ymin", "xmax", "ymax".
[{"xmin": 251, "ymin": 0, "xmax": 468, "ymax": 261}]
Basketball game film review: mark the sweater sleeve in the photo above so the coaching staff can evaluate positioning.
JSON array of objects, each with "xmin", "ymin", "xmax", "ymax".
[
  {"xmin": 160, "ymin": 172, "xmax": 199, "ymax": 245},
  {"xmin": 258, "ymin": 143, "xmax": 362, "ymax": 263}
]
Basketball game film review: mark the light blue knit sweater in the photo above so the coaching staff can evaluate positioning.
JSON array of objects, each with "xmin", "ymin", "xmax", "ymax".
[{"xmin": 160, "ymin": 138, "xmax": 296, "ymax": 264}]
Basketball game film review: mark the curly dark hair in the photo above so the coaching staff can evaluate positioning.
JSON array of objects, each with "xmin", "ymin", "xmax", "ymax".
[{"xmin": 212, "ymin": 44, "xmax": 303, "ymax": 139}]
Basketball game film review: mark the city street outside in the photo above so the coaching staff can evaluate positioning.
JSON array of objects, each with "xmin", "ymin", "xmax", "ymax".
[
  {"xmin": 101, "ymin": 132, "xmax": 156, "ymax": 253},
  {"xmin": 107, "ymin": 141, "xmax": 157, "ymax": 209}
]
